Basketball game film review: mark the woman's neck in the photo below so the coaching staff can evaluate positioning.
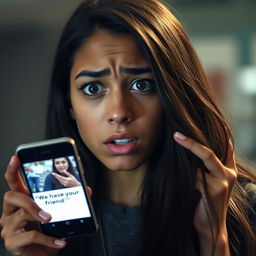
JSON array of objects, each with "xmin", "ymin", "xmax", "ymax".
[{"xmin": 102, "ymin": 165, "xmax": 146, "ymax": 208}]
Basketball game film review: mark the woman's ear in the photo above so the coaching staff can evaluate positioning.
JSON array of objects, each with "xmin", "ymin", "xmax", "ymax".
[{"xmin": 70, "ymin": 108, "xmax": 76, "ymax": 119}]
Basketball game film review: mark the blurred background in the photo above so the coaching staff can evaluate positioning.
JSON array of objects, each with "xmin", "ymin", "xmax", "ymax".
[{"xmin": 0, "ymin": 0, "xmax": 255, "ymax": 254}]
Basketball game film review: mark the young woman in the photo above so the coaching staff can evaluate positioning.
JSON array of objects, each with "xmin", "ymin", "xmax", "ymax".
[
  {"xmin": 1, "ymin": 0, "xmax": 256, "ymax": 255},
  {"xmin": 43, "ymin": 157, "xmax": 80, "ymax": 191}
]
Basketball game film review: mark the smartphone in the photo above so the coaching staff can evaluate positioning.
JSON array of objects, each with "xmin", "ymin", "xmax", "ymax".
[{"xmin": 16, "ymin": 137, "xmax": 98, "ymax": 238}]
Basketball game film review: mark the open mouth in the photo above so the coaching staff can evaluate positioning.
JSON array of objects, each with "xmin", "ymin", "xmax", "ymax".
[
  {"xmin": 104, "ymin": 134, "xmax": 138, "ymax": 155},
  {"xmin": 112, "ymin": 138, "xmax": 134, "ymax": 145}
]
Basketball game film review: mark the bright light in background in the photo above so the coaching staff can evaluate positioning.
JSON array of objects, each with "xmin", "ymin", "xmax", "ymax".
[{"xmin": 239, "ymin": 66, "xmax": 256, "ymax": 95}]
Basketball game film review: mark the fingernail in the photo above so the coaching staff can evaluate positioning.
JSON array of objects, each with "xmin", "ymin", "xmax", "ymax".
[
  {"xmin": 54, "ymin": 239, "xmax": 66, "ymax": 247},
  {"xmin": 9, "ymin": 156, "xmax": 15, "ymax": 166},
  {"xmin": 174, "ymin": 132, "xmax": 186, "ymax": 140},
  {"xmin": 38, "ymin": 210, "xmax": 51, "ymax": 220}
]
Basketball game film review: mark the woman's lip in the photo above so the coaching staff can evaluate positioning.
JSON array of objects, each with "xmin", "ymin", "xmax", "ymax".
[
  {"xmin": 104, "ymin": 133, "xmax": 139, "ymax": 155},
  {"xmin": 104, "ymin": 133, "xmax": 137, "ymax": 144},
  {"xmin": 104, "ymin": 140, "xmax": 138, "ymax": 155}
]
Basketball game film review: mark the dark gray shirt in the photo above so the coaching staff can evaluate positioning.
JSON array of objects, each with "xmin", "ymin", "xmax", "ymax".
[
  {"xmin": 59, "ymin": 181, "xmax": 256, "ymax": 256},
  {"xmin": 90, "ymin": 201, "xmax": 142, "ymax": 256}
]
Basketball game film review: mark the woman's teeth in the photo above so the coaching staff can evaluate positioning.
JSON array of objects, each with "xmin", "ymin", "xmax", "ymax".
[{"xmin": 113, "ymin": 138, "xmax": 133, "ymax": 145}]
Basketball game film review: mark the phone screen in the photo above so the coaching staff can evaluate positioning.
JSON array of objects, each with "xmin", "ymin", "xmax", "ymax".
[
  {"xmin": 17, "ymin": 138, "xmax": 98, "ymax": 237},
  {"xmin": 22, "ymin": 155, "xmax": 91, "ymax": 223}
]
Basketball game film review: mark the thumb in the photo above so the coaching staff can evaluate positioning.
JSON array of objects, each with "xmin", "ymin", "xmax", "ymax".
[{"xmin": 5, "ymin": 156, "xmax": 28, "ymax": 194}]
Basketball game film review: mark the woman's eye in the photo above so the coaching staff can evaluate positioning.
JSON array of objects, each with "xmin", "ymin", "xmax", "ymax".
[
  {"xmin": 130, "ymin": 79, "xmax": 155, "ymax": 92},
  {"xmin": 79, "ymin": 82, "xmax": 105, "ymax": 96}
]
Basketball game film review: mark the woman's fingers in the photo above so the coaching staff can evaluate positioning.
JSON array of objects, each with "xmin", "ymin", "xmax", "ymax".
[
  {"xmin": 2, "ymin": 208, "xmax": 37, "ymax": 234},
  {"xmin": 52, "ymin": 173, "xmax": 69, "ymax": 186},
  {"xmin": 4, "ymin": 230, "xmax": 66, "ymax": 252},
  {"xmin": 86, "ymin": 186, "xmax": 93, "ymax": 197},
  {"xmin": 52, "ymin": 173, "xmax": 65, "ymax": 182},
  {"xmin": 225, "ymin": 140, "xmax": 236, "ymax": 171},
  {"xmin": 0, "ymin": 192, "xmax": 62, "ymax": 254},
  {"xmin": 5, "ymin": 156, "xmax": 28, "ymax": 194},
  {"xmin": 2, "ymin": 156, "xmax": 66, "ymax": 255},
  {"xmin": 62, "ymin": 170, "xmax": 73, "ymax": 177},
  {"xmin": 1, "ymin": 191, "xmax": 51, "ymax": 222},
  {"xmin": 52, "ymin": 172, "xmax": 81, "ymax": 187},
  {"xmin": 174, "ymin": 132, "xmax": 230, "ymax": 177},
  {"xmin": 51, "ymin": 173, "xmax": 92, "ymax": 194},
  {"xmin": 175, "ymin": 132, "xmax": 237, "ymax": 245},
  {"xmin": 174, "ymin": 132, "xmax": 237, "ymax": 189},
  {"xmin": 1, "ymin": 206, "xmax": 42, "ymax": 240}
]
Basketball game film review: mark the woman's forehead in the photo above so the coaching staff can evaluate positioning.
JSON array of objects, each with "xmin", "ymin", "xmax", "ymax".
[
  {"xmin": 55, "ymin": 158, "xmax": 67, "ymax": 162},
  {"xmin": 70, "ymin": 31, "xmax": 149, "ymax": 75}
]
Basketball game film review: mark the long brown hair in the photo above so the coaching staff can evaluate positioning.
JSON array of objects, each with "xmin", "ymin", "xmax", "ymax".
[{"xmin": 46, "ymin": 0, "xmax": 256, "ymax": 255}]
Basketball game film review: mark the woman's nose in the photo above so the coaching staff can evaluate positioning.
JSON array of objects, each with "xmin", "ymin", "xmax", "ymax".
[
  {"xmin": 108, "ymin": 113, "xmax": 131, "ymax": 124},
  {"xmin": 107, "ymin": 91, "xmax": 133, "ymax": 125}
]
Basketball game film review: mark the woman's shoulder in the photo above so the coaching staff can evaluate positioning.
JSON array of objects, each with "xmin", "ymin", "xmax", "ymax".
[
  {"xmin": 45, "ymin": 173, "xmax": 53, "ymax": 179},
  {"xmin": 44, "ymin": 173, "xmax": 55, "ymax": 183}
]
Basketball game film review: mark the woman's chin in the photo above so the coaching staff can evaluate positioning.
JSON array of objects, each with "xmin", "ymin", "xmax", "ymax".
[{"xmin": 102, "ymin": 159, "xmax": 147, "ymax": 173}]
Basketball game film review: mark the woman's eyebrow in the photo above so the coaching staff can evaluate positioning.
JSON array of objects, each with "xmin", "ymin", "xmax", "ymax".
[
  {"xmin": 75, "ymin": 67, "xmax": 151, "ymax": 79},
  {"xmin": 75, "ymin": 69, "xmax": 110, "ymax": 79}
]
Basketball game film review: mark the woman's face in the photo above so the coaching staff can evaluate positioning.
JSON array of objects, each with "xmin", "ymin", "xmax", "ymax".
[
  {"xmin": 70, "ymin": 31, "xmax": 164, "ymax": 172},
  {"xmin": 54, "ymin": 158, "xmax": 69, "ymax": 173}
]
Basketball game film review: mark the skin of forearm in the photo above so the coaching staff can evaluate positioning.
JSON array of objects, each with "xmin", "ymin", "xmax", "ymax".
[{"xmin": 199, "ymin": 230, "xmax": 231, "ymax": 256}]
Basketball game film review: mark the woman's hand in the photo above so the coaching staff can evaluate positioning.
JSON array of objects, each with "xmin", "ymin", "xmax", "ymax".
[
  {"xmin": 0, "ymin": 156, "xmax": 66, "ymax": 256},
  {"xmin": 174, "ymin": 132, "xmax": 237, "ymax": 256},
  {"xmin": 52, "ymin": 171, "xmax": 81, "ymax": 187}
]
